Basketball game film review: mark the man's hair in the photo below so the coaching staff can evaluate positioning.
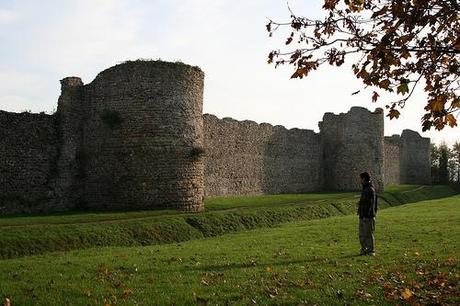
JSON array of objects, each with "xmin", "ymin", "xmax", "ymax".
[{"xmin": 360, "ymin": 172, "xmax": 371, "ymax": 182}]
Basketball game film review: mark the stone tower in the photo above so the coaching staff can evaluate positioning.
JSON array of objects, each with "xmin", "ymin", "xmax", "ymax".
[
  {"xmin": 53, "ymin": 60, "xmax": 206, "ymax": 212},
  {"xmin": 78, "ymin": 61, "xmax": 205, "ymax": 211},
  {"xmin": 319, "ymin": 107, "xmax": 385, "ymax": 192}
]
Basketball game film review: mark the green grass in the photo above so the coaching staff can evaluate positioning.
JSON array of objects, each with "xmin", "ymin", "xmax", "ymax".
[
  {"xmin": 205, "ymin": 191, "xmax": 357, "ymax": 210},
  {"xmin": 0, "ymin": 185, "xmax": 457, "ymax": 260},
  {"xmin": 0, "ymin": 195, "xmax": 458, "ymax": 305}
]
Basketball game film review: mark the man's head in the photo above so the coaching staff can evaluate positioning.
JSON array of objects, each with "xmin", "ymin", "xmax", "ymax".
[{"xmin": 360, "ymin": 172, "xmax": 371, "ymax": 185}]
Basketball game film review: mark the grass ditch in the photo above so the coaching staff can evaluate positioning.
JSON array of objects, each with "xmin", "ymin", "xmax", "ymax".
[
  {"xmin": 0, "ymin": 185, "xmax": 457, "ymax": 259},
  {"xmin": 1, "ymin": 194, "xmax": 459, "ymax": 305}
]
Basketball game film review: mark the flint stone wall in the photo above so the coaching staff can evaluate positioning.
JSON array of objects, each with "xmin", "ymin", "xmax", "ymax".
[
  {"xmin": 0, "ymin": 60, "xmax": 205, "ymax": 214},
  {"xmin": 399, "ymin": 130, "xmax": 431, "ymax": 184},
  {"xmin": 0, "ymin": 111, "xmax": 59, "ymax": 214},
  {"xmin": 0, "ymin": 60, "xmax": 433, "ymax": 215},
  {"xmin": 80, "ymin": 61, "xmax": 205, "ymax": 211},
  {"xmin": 319, "ymin": 107, "xmax": 385, "ymax": 192},
  {"xmin": 203, "ymin": 114, "xmax": 323, "ymax": 196},
  {"xmin": 383, "ymin": 135, "xmax": 401, "ymax": 185}
]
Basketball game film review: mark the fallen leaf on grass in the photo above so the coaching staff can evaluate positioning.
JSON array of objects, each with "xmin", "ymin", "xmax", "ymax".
[
  {"xmin": 3, "ymin": 298, "xmax": 11, "ymax": 306},
  {"xmin": 266, "ymin": 287, "xmax": 279, "ymax": 299},
  {"xmin": 446, "ymin": 258, "xmax": 455, "ymax": 266},
  {"xmin": 401, "ymin": 288, "xmax": 413, "ymax": 300},
  {"xmin": 121, "ymin": 288, "xmax": 133, "ymax": 299},
  {"xmin": 201, "ymin": 278, "xmax": 209, "ymax": 286},
  {"xmin": 356, "ymin": 288, "xmax": 372, "ymax": 299},
  {"xmin": 336, "ymin": 289, "xmax": 344, "ymax": 298},
  {"xmin": 266, "ymin": 266, "xmax": 273, "ymax": 273},
  {"xmin": 98, "ymin": 265, "xmax": 110, "ymax": 276},
  {"xmin": 415, "ymin": 252, "xmax": 420, "ymax": 256}
]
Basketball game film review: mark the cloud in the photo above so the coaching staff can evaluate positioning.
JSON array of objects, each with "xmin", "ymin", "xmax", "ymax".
[{"xmin": 0, "ymin": 8, "xmax": 19, "ymax": 25}]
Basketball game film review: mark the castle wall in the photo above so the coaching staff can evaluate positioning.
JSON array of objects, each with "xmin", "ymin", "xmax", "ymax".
[
  {"xmin": 400, "ymin": 129, "xmax": 431, "ymax": 184},
  {"xmin": 383, "ymin": 136, "xmax": 401, "ymax": 185},
  {"xmin": 319, "ymin": 107, "xmax": 385, "ymax": 192},
  {"xmin": 54, "ymin": 77, "xmax": 84, "ymax": 210},
  {"xmin": 80, "ymin": 61, "xmax": 205, "ymax": 211},
  {"xmin": 203, "ymin": 114, "xmax": 323, "ymax": 196},
  {"xmin": 0, "ymin": 111, "xmax": 59, "ymax": 214},
  {"xmin": 0, "ymin": 61, "xmax": 434, "ymax": 215}
]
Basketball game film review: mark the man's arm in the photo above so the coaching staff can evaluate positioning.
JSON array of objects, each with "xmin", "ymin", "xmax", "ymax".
[{"xmin": 367, "ymin": 187, "xmax": 376, "ymax": 216}]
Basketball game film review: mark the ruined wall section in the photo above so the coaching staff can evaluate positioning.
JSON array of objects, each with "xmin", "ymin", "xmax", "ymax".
[
  {"xmin": 81, "ymin": 61, "xmax": 205, "ymax": 211},
  {"xmin": 384, "ymin": 135, "xmax": 401, "ymax": 185},
  {"xmin": 54, "ymin": 77, "xmax": 84, "ymax": 210},
  {"xmin": 0, "ymin": 111, "xmax": 59, "ymax": 214},
  {"xmin": 319, "ymin": 107, "xmax": 384, "ymax": 192},
  {"xmin": 400, "ymin": 129, "xmax": 431, "ymax": 184},
  {"xmin": 203, "ymin": 114, "xmax": 323, "ymax": 196}
]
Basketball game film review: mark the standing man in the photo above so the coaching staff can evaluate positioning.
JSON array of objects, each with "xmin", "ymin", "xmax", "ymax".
[{"xmin": 358, "ymin": 172, "xmax": 378, "ymax": 256}]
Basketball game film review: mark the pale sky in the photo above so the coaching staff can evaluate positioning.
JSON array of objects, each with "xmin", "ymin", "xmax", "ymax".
[{"xmin": 0, "ymin": 0, "xmax": 458, "ymax": 145}]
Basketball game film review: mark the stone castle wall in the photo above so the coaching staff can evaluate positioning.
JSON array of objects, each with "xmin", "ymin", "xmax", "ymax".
[
  {"xmin": 203, "ymin": 114, "xmax": 322, "ymax": 196},
  {"xmin": 0, "ymin": 60, "xmax": 433, "ymax": 215},
  {"xmin": 319, "ymin": 107, "xmax": 385, "ymax": 192},
  {"xmin": 79, "ymin": 61, "xmax": 204, "ymax": 211},
  {"xmin": 399, "ymin": 130, "xmax": 431, "ymax": 184},
  {"xmin": 383, "ymin": 131, "xmax": 431, "ymax": 185},
  {"xmin": 0, "ymin": 111, "xmax": 59, "ymax": 214},
  {"xmin": 383, "ymin": 135, "xmax": 401, "ymax": 185},
  {"xmin": 0, "ymin": 60, "xmax": 205, "ymax": 214}
]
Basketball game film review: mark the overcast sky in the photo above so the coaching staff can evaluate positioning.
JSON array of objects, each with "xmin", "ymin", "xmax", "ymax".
[{"xmin": 0, "ymin": 0, "xmax": 458, "ymax": 145}]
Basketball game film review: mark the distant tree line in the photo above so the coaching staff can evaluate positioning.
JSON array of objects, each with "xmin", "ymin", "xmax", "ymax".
[{"xmin": 431, "ymin": 142, "xmax": 460, "ymax": 185}]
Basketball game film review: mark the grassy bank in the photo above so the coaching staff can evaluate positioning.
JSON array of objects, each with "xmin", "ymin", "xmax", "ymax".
[
  {"xmin": 0, "ymin": 185, "xmax": 457, "ymax": 259},
  {"xmin": 0, "ymin": 195, "xmax": 458, "ymax": 305}
]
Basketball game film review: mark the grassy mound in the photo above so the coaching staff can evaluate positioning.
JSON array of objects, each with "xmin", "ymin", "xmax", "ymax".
[
  {"xmin": 0, "ymin": 195, "xmax": 458, "ymax": 305},
  {"xmin": 0, "ymin": 185, "xmax": 457, "ymax": 259}
]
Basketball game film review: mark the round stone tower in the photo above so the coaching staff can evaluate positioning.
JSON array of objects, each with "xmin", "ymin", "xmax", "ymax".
[{"xmin": 80, "ymin": 60, "xmax": 204, "ymax": 211}]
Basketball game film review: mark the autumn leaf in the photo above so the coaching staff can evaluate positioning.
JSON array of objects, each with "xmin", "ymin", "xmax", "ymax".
[
  {"xmin": 3, "ymin": 298, "xmax": 11, "ymax": 306},
  {"xmin": 445, "ymin": 114, "xmax": 457, "ymax": 128},
  {"xmin": 266, "ymin": 266, "xmax": 273, "ymax": 272},
  {"xmin": 379, "ymin": 79, "xmax": 391, "ymax": 89},
  {"xmin": 397, "ymin": 83, "xmax": 409, "ymax": 95},
  {"xmin": 266, "ymin": 22, "xmax": 271, "ymax": 33},
  {"xmin": 201, "ymin": 278, "xmax": 209, "ymax": 286},
  {"xmin": 121, "ymin": 288, "xmax": 133, "ymax": 299},
  {"xmin": 388, "ymin": 109, "xmax": 400, "ymax": 119},
  {"xmin": 401, "ymin": 288, "xmax": 413, "ymax": 300},
  {"xmin": 372, "ymin": 91, "xmax": 380, "ymax": 102}
]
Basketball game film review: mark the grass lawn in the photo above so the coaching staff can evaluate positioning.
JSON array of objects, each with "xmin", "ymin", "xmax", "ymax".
[
  {"xmin": 0, "ymin": 195, "xmax": 459, "ymax": 305},
  {"xmin": 0, "ymin": 185, "xmax": 457, "ymax": 260}
]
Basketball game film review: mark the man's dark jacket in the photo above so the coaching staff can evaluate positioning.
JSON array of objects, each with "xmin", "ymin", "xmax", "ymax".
[{"xmin": 358, "ymin": 181, "xmax": 377, "ymax": 218}]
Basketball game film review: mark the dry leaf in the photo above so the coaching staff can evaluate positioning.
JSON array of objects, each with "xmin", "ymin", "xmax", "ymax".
[{"xmin": 401, "ymin": 288, "xmax": 413, "ymax": 300}]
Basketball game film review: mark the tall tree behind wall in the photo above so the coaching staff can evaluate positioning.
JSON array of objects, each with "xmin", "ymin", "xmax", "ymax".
[
  {"xmin": 439, "ymin": 144, "xmax": 450, "ymax": 184},
  {"xmin": 431, "ymin": 143, "xmax": 440, "ymax": 184},
  {"xmin": 452, "ymin": 142, "xmax": 460, "ymax": 184}
]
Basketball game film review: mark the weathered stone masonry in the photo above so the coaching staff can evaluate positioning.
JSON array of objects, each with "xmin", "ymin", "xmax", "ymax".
[
  {"xmin": 383, "ymin": 130, "xmax": 431, "ymax": 185},
  {"xmin": 0, "ymin": 60, "xmax": 431, "ymax": 214},
  {"xmin": 204, "ymin": 114, "xmax": 323, "ymax": 196},
  {"xmin": 1, "ymin": 61, "xmax": 205, "ymax": 214}
]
